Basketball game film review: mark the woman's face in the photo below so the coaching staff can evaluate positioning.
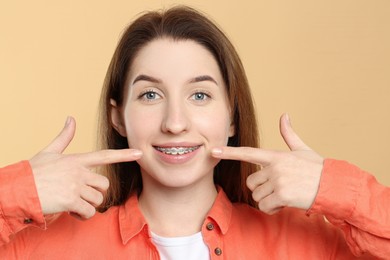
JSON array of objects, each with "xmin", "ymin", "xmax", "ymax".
[{"xmin": 112, "ymin": 38, "xmax": 234, "ymax": 188}]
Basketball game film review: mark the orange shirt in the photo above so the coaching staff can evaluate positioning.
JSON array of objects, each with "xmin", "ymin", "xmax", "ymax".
[{"xmin": 0, "ymin": 159, "xmax": 389, "ymax": 259}]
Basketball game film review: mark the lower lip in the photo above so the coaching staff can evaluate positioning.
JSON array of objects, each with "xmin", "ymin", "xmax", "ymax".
[{"xmin": 154, "ymin": 147, "xmax": 201, "ymax": 164}]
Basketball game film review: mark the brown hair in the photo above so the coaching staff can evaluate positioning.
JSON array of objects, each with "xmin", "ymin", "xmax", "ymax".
[{"xmin": 98, "ymin": 6, "xmax": 260, "ymax": 210}]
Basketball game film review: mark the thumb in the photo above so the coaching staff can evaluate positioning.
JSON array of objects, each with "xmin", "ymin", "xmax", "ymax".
[
  {"xmin": 279, "ymin": 113, "xmax": 311, "ymax": 151},
  {"xmin": 42, "ymin": 117, "xmax": 76, "ymax": 153}
]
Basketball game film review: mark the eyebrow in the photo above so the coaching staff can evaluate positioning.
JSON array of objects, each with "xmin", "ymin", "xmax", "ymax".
[
  {"xmin": 189, "ymin": 75, "xmax": 218, "ymax": 85},
  {"xmin": 132, "ymin": 74, "xmax": 219, "ymax": 86},
  {"xmin": 132, "ymin": 75, "xmax": 162, "ymax": 85}
]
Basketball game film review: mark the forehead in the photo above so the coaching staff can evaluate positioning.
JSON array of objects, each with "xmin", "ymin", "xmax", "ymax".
[{"xmin": 127, "ymin": 38, "xmax": 223, "ymax": 84}]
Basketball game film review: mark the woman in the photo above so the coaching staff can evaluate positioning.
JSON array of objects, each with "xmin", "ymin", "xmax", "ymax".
[{"xmin": 0, "ymin": 6, "xmax": 389, "ymax": 259}]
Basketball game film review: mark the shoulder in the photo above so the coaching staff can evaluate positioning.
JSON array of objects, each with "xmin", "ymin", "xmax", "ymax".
[
  {"xmin": 224, "ymin": 203, "xmax": 351, "ymax": 258},
  {"xmin": 49, "ymin": 205, "xmax": 121, "ymax": 233},
  {"xmin": 230, "ymin": 202, "xmax": 341, "ymax": 238}
]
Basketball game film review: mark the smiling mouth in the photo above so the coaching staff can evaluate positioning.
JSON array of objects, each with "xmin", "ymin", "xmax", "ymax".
[{"xmin": 154, "ymin": 146, "xmax": 201, "ymax": 155}]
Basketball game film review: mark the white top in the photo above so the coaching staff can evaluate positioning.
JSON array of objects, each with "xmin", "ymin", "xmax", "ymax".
[{"xmin": 151, "ymin": 231, "xmax": 210, "ymax": 260}]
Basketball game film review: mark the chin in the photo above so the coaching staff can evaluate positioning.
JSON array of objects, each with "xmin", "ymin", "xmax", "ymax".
[{"xmin": 141, "ymin": 167, "xmax": 214, "ymax": 189}]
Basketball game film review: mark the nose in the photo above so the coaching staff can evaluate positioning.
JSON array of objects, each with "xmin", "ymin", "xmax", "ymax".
[{"xmin": 161, "ymin": 99, "xmax": 190, "ymax": 134}]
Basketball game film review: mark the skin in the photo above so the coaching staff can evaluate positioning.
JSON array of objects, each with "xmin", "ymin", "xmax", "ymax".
[
  {"xmin": 29, "ymin": 42, "xmax": 324, "ymax": 224},
  {"xmin": 30, "ymin": 117, "xmax": 142, "ymax": 219},
  {"xmin": 111, "ymin": 38, "xmax": 234, "ymax": 236},
  {"xmin": 212, "ymin": 113, "xmax": 324, "ymax": 215}
]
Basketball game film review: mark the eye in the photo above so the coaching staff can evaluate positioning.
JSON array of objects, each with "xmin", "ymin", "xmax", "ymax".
[
  {"xmin": 191, "ymin": 92, "xmax": 210, "ymax": 101},
  {"xmin": 139, "ymin": 90, "xmax": 161, "ymax": 101}
]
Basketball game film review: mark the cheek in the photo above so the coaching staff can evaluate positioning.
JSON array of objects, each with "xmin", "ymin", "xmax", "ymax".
[
  {"xmin": 123, "ymin": 108, "xmax": 161, "ymax": 147},
  {"xmin": 194, "ymin": 111, "xmax": 231, "ymax": 145}
]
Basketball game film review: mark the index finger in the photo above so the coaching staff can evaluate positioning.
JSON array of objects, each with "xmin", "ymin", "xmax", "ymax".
[
  {"xmin": 76, "ymin": 149, "xmax": 143, "ymax": 167},
  {"xmin": 211, "ymin": 146, "xmax": 274, "ymax": 166}
]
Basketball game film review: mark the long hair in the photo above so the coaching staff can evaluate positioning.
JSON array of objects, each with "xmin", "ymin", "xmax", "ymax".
[{"xmin": 98, "ymin": 6, "xmax": 260, "ymax": 210}]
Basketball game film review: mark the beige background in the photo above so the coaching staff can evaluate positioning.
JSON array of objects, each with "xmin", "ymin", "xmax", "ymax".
[{"xmin": 1, "ymin": 1, "xmax": 389, "ymax": 185}]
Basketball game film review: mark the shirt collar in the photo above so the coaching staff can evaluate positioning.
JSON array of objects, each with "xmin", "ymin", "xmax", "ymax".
[
  {"xmin": 206, "ymin": 186, "xmax": 232, "ymax": 235},
  {"xmin": 119, "ymin": 194, "xmax": 148, "ymax": 245},
  {"xmin": 118, "ymin": 187, "xmax": 233, "ymax": 244}
]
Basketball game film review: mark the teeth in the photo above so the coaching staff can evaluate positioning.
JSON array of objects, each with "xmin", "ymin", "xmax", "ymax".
[{"xmin": 156, "ymin": 146, "xmax": 199, "ymax": 155}]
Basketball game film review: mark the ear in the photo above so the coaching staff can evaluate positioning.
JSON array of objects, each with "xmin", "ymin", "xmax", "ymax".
[
  {"xmin": 110, "ymin": 99, "xmax": 127, "ymax": 137},
  {"xmin": 228, "ymin": 122, "xmax": 235, "ymax": 137},
  {"xmin": 228, "ymin": 108, "xmax": 236, "ymax": 137}
]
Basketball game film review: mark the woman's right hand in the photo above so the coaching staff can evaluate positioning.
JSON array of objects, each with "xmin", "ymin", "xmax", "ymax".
[{"xmin": 29, "ymin": 117, "xmax": 142, "ymax": 220}]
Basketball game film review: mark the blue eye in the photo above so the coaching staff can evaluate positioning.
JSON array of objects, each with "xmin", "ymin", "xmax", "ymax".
[
  {"xmin": 139, "ymin": 90, "xmax": 161, "ymax": 101},
  {"xmin": 145, "ymin": 92, "xmax": 156, "ymax": 99},
  {"xmin": 192, "ymin": 92, "xmax": 209, "ymax": 101}
]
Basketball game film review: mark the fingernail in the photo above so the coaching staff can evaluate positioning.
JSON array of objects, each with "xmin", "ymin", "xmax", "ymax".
[
  {"xmin": 285, "ymin": 113, "xmax": 291, "ymax": 124},
  {"xmin": 65, "ymin": 116, "xmax": 71, "ymax": 126},
  {"xmin": 211, "ymin": 148, "xmax": 223, "ymax": 156}
]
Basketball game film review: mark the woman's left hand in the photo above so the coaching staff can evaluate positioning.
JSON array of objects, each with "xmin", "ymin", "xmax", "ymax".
[{"xmin": 211, "ymin": 114, "xmax": 324, "ymax": 214}]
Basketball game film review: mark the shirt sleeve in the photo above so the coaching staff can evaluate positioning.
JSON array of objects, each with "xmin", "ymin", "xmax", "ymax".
[
  {"xmin": 0, "ymin": 161, "xmax": 46, "ymax": 246},
  {"xmin": 307, "ymin": 159, "xmax": 390, "ymax": 259}
]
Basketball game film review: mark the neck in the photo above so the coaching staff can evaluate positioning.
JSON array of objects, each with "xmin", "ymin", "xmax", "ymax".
[{"xmin": 138, "ymin": 176, "xmax": 217, "ymax": 237}]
